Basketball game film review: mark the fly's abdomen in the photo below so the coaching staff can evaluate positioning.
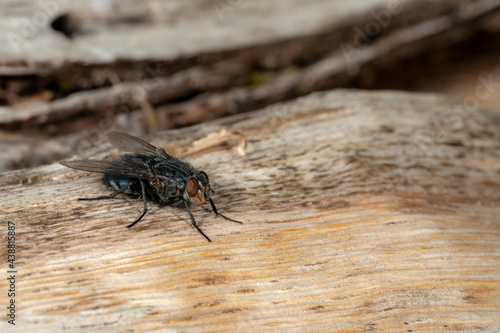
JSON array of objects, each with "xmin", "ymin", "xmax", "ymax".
[{"xmin": 105, "ymin": 174, "xmax": 141, "ymax": 195}]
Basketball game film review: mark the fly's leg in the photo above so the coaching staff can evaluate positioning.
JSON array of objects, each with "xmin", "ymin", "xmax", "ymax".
[
  {"xmin": 79, "ymin": 191, "xmax": 120, "ymax": 201},
  {"xmin": 209, "ymin": 199, "xmax": 243, "ymax": 224},
  {"xmin": 185, "ymin": 201, "xmax": 211, "ymax": 242},
  {"xmin": 127, "ymin": 180, "xmax": 148, "ymax": 228}
]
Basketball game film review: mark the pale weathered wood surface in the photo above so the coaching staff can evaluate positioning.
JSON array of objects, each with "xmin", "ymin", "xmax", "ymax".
[
  {"xmin": 0, "ymin": 0, "xmax": 389, "ymax": 66},
  {"xmin": 1, "ymin": 90, "xmax": 500, "ymax": 332}
]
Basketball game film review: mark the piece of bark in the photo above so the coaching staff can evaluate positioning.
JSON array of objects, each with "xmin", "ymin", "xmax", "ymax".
[{"xmin": 1, "ymin": 90, "xmax": 499, "ymax": 332}]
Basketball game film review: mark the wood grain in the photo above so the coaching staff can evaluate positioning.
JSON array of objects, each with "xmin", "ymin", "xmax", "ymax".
[{"xmin": 1, "ymin": 90, "xmax": 499, "ymax": 332}]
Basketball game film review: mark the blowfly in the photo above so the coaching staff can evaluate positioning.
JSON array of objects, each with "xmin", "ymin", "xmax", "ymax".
[{"xmin": 60, "ymin": 132, "xmax": 242, "ymax": 242}]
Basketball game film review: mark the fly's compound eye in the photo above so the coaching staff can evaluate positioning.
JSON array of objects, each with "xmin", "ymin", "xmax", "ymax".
[{"xmin": 186, "ymin": 177, "xmax": 199, "ymax": 198}]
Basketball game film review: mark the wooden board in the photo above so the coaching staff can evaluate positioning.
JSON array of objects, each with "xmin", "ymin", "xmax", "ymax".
[{"xmin": 1, "ymin": 90, "xmax": 499, "ymax": 332}]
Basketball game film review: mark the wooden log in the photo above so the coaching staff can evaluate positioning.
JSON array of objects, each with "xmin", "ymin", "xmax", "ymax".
[{"xmin": 0, "ymin": 90, "xmax": 499, "ymax": 332}]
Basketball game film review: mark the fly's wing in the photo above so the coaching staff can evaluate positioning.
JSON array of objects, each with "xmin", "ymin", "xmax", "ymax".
[
  {"xmin": 107, "ymin": 132, "xmax": 173, "ymax": 159},
  {"xmin": 60, "ymin": 159, "xmax": 152, "ymax": 179}
]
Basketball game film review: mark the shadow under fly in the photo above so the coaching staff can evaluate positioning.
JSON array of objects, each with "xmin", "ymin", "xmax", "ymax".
[{"xmin": 60, "ymin": 132, "xmax": 242, "ymax": 242}]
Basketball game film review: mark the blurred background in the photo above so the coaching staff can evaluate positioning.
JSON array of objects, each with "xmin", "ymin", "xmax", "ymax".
[{"xmin": 1, "ymin": 0, "xmax": 499, "ymax": 172}]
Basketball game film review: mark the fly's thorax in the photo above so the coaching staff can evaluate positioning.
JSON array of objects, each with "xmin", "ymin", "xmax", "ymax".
[{"xmin": 147, "ymin": 176, "xmax": 181, "ymax": 203}]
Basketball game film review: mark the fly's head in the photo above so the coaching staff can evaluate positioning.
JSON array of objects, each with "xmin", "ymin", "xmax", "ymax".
[{"xmin": 184, "ymin": 171, "xmax": 214, "ymax": 205}]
